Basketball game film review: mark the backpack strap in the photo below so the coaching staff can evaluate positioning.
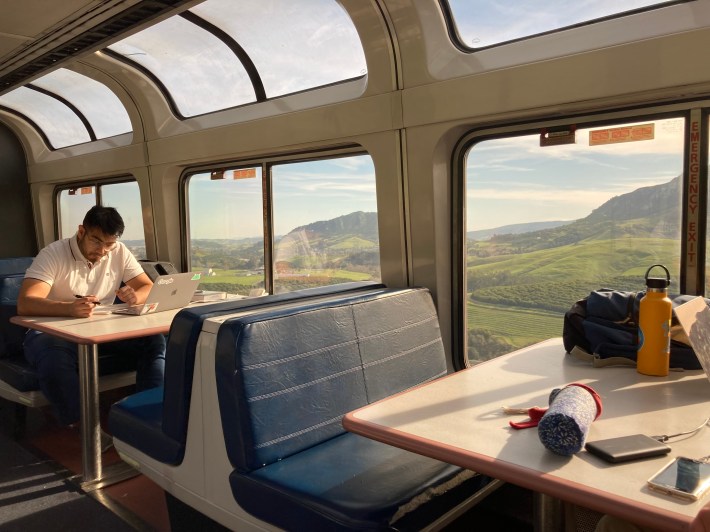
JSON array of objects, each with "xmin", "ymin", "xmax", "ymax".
[{"xmin": 569, "ymin": 345, "xmax": 637, "ymax": 368}]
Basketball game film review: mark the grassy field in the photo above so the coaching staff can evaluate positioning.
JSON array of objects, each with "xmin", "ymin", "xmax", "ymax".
[
  {"xmin": 466, "ymin": 237, "xmax": 679, "ymax": 362},
  {"xmin": 195, "ymin": 267, "xmax": 374, "ymax": 294},
  {"xmin": 467, "ymin": 300, "xmax": 563, "ymax": 350}
]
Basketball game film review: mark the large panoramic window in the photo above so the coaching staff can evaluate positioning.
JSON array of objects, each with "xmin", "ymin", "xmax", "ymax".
[
  {"xmin": 57, "ymin": 180, "xmax": 145, "ymax": 258},
  {"xmin": 464, "ymin": 117, "xmax": 685, "ymax": 364},
  {"xmin": 108, "ymin": 0, "xmax": 366, "ymax": 118},
  {"xmin": 444, "ymin": 1, "xmax": 686, "ymax": 49},
  {"xmin": 271, "ymin": 155, "xmax": 380, "ymax": 292},
  {"xmin": 185, "ymin": 153, "xmax": 380, "ymax": 296},
  {"xmin": 0, "ymin": 68, "xmax": 131, "ymax": 149},
  {"xmin": 187, "ymin": 166, "xmax": 265, "ymax": 295}
]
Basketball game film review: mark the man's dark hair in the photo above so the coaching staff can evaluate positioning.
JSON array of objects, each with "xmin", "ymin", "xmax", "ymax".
[{"xmin": 82, "ymin": 206, "xmax": 125, "ymax": 237}]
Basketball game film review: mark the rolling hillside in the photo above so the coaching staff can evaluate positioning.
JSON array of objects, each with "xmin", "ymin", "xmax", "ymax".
[{"xmin": 466, "ymin": 176, "xmax": 682, "ymax": 362}]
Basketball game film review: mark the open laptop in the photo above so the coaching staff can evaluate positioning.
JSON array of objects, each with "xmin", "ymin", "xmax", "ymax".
[
  {"xmin": 97, "ymin": 272, "xmax": 201, "ymax": 315},
  {"xmin": 673, "ymin": 296, "xmax": 710, "ymax": 377}
]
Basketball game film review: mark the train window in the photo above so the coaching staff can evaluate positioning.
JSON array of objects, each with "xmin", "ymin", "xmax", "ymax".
[
  {"xmin": 57, "ymin": 181, "xmax": 145, "ymax": 259},
  {"xmin": 185, "ymin": 154, "xmax": 380, "ymax": 296},
  {"xmin": 0, "ymin": 87, "xmax": 90, "ymax": 148},
  {"xmin": 271, "ymin": 155, "xmax": 380, "ymax": 293},
  {"xmin": 464, "ymin": 117, "xmax": 684, "ymax": 364},
  {"xmin": 187, "ymin": 166, "xmax": 265, "ymax": 295},
  {"xmin": 107, "ymin": 0, "xmax": 366, "ymax": 118},
  {"xmin": 190, "ymin": 0, "xmax": 366, "ymax": 98},
  {"xmin": 108, "ymin": 16, "xmax": 256, "ymax": 117},
  {"xmin": 443, "ymin": 1, "xmax": 687, "ymax": 49},
  {"xmin": 0, "ymin": 69, "xmax": 131, "ymax": 149}
]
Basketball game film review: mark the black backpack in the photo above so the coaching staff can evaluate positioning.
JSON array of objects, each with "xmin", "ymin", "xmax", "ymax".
[{"xmin": 563, "ymin": 289, "xmax": 702, "ymax": 370}]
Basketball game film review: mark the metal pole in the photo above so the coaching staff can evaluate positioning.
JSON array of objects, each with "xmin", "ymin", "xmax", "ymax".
[
  {"xmin": 78, "ymin": 343, "xmax": 101, "ymax": 485},
  {"xmin": 533, "ymin": 492, "xmax": 564, "ymax": 532}
]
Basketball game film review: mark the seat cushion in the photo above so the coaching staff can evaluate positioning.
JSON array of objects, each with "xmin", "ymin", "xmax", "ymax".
[
  {"xmin": 0, "ymin": 353, "xmax": 39, "ymax": 391},
  {"xmin": 231, "ymin": 432, "xmax": 489, "ymax": 531},
  {"xmin": 108, "ymin": 386, "xmax": 185, "ymax": 465}
]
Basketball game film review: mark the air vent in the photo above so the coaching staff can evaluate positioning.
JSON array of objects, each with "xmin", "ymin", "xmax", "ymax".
[{"xmin": 0, "ymin": 0, "xmax": 196, "ymax": 94}]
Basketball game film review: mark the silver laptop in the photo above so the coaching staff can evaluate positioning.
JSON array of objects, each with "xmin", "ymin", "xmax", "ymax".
[
  {"xmin": 673, "ymin": 296, "xmax": 710, "ymax": 377},
  {"xmin": 98, "ymin": 272, "xmax": 201, "ymax": 315}
]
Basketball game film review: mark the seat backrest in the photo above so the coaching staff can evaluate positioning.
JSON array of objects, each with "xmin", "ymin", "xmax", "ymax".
[
  {"xmin": 161, "ymin": 281, "xmax": 385, "ymax": 444},
  {"xmin": 0, "ymin": 257, "xmax": 33, "ymax": 276},
  {"xmin": 0, "ymin": 274, "xmax": 27, "ymax": 358},
  {"xmin": 214, "ymin": 287, "xmax": 447, "ymax": 473}
]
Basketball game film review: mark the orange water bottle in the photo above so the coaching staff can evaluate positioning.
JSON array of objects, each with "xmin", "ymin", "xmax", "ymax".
[{"xmin": 637, "ymin": 264, "xmax": 672, "ymax": 376}]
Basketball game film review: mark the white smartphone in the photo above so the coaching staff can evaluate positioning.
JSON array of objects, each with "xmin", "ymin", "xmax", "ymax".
[{"xmin": 647, "ymin": 457, "xmax": 710, "ymax": 501}]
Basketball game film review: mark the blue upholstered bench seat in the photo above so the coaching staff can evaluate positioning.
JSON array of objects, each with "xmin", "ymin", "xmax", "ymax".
[
  {"xmin": 214, "ymin": 287, "xmax": 491, "ymax": 530},
  {"xmin": 0, "ymin": 257, "xmax": 33, "ymax": 276},
  {"xmin": 233, "ymin": 433, "xmax": 487, "ymax": 531},
  {"xmin": 109, "ymin": 282, "xmax": 385, "ymax": 465}
]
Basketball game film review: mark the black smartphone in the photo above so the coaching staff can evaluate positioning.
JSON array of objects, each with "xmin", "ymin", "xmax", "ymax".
[{"xmin": 585, "ymin": 434, "xmax": 671, "ymax": 463}]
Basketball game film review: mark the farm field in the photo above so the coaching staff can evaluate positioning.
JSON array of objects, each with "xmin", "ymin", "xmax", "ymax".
[{"xmin": 467, "ymin": 300, "xmax": 564, "ymax": 363}]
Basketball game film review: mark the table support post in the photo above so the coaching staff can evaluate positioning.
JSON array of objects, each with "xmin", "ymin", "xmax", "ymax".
[
  {"xmin": 533, "ymin": 492, "xmax": 563, "ymax": 532},
  {"xmin": 78, "ymin": 343, "xmax": 101, "ymax": 484}
]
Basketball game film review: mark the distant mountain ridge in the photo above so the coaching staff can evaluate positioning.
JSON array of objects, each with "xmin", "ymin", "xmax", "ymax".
[
  {"xmin": 468, "ymin": 221, "xmax": 571, "ymax": 241},
  {"xmin": 468, "ymin": 175, "xmax": 682, "ymax": 250},
  {"xmin": 289, "ymin": 211, "xmax": 378, "ymax": 242}
]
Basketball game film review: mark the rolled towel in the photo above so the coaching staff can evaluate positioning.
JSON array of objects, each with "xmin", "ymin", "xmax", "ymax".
[{"xmin": 537, "ymin": 383, "xmax": 603, "ymax": 456}]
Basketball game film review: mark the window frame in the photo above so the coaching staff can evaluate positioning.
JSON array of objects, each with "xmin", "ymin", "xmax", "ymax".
[
  {"xmin": 452, "ymin": 103, "xmax": 708, "ymax": 370},
  {"xmin": 54, "ymin": 176, "xmax": 146, "ymax": 257},
  {"xmin": 180, "ymin": 145, "xmax": 378, "ymax": 294}
]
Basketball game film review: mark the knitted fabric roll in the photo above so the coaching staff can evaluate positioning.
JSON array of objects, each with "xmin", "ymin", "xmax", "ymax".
[{"xmin": 538, "ymin": 383, "xmax": 602, "ymax": 456}]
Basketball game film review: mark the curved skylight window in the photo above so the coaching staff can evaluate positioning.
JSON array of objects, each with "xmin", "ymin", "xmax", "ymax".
[
  {"xmin": 190, "ymin": 0, "xmax": 366, "ymax": 98},
  {"xmin": 0, "ymin": 68, "xmax": 131, "ymax": 149},
  {"xmin": 0, "ymin": 86, "xmax": 90, "ymax": 148},
  {"xmin": 108, "ymin": 15, "xmax": 258, "ymax": 117},
  {"xmin": 107, "ymin": 0, "xmax": 367, "ymax": 117},
  {"xmin": 444, "ymin": 1, "xmax": 684, "ymax": 49},
  {"xmin": 30, "ymin": 69, "xmax": 131, "ymax": 139}
]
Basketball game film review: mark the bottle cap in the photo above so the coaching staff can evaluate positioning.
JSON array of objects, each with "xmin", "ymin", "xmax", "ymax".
[{"xmin": 644, "ymin": 264, "xmax": 670, "ymax": 289}]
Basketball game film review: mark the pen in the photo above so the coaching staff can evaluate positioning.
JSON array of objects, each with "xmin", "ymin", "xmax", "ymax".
[{"xmin": 75, "ymin": 294, "xmax": 99, "ymax": 306}]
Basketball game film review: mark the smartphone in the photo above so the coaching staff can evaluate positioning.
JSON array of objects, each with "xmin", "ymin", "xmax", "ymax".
[
  {"xmin": 585, "ymin": 434, "xmax": 670, "ymax": 463},
  {"xmin": 647, "ymin": 457, "xmax": 710, "ymax": 501}
]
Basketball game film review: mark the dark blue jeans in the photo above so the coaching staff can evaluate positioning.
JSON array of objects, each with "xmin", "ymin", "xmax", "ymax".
[{"xmin": 23, "ymin": 330, "xmax": 166, "ymax": 426}]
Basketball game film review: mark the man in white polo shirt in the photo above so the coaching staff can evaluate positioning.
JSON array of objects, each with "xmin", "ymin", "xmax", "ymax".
[{"xmin": 17, "ymin": 206, "xmax": 165, "ymax": 429}]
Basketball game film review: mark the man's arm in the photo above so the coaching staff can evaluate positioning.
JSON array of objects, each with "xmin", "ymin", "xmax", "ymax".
[
  {"xmin": 118, "ymin": 273, "xmax": 153, "ymax": 305},
  {"xmin": 17, "ymin": 278, "xmax": 96, "ymax": 317}
]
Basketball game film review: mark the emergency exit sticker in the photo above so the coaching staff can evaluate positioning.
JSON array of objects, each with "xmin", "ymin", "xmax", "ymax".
[{"xmin": 589, "ymin": 124, "xmax": 655, "ymax": 146}]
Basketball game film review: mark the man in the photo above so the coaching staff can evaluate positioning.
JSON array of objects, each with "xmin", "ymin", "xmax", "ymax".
[{"xmin": 18, "ymin": 206, "xmax": 165, "ymax": 428}]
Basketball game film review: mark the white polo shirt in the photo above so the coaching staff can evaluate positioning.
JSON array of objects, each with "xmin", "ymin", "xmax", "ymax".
[{"xmin": 25, "ymin": 234, "xmax": 144, "ymax": 305}]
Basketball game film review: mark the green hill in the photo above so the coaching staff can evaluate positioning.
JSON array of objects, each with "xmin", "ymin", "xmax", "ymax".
[{"xmin": 465, "ymin": 176, "xmax": 682, "ymax": 363}]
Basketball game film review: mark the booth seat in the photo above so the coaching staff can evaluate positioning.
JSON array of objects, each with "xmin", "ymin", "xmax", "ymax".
[
  {"xmin": 0, "ymin": 257, "xmax": 33, "ymax": 276},
  {"xmin": 213, "ymin": 287, "xmax": 492, "ymax": 531},
  {"xmin": 111, "ymin": 285, "xmax": 493, "ymax": 531},
  {"xmin": 0, "ymin": 258, "xmax": 143, "ymax": 411},
  {"xmin": 109, "ymin": 282, "xmax": 385, "ymax": 465}
]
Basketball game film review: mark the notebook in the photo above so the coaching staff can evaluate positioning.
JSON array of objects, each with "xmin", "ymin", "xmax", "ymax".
[
  {"xmin": 97, "ymin": 272, "xmax": 201, "ymax": 316},
  {"xmin": 673, "ymin": 296, "xmax": 710, "ymax": 378}
]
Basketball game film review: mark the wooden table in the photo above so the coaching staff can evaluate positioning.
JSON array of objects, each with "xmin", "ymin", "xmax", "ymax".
[
  {"xmin": 11, "ymin": 309, "xmax": 181, "ymax": 490},
  {"xmin": 344, "ymin": 338, "xmax": 710, "ymax": 531}
]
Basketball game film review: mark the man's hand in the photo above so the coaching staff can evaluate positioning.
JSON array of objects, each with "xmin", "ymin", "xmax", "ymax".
[
  {"xmin": 72, "ymin": 295, "xmax": 99, "ymax": 318},
  {"xmin": 115, "ymin": 285, "xmax": 138, "ymax": 305}
]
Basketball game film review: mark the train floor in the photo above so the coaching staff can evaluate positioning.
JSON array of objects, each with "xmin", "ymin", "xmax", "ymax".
[{"xmin": 0, "ymin": 389, "xmax": 539, "ymax": 532}]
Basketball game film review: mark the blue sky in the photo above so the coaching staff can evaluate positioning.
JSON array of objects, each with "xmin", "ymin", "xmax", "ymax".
[
  {"xmin": 188, "ymin": 155, "xmax": 377, "ymax": 240},
  {"xmin": 466, "ymin": 118, "xmax": 685, "ymax": 231},
  {"xmin": 446, "ymin": 0, "xmax": 664, "ymax": 47}
]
